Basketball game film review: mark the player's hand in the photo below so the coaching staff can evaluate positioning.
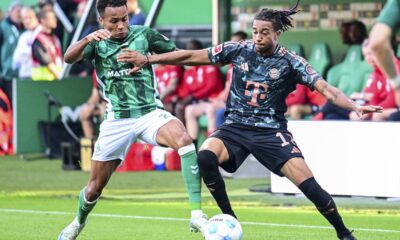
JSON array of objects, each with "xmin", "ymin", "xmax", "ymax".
[
  {"xmin": 116, "ymin": 49, "xmax": 148, "ymax": 74},
  {"xmin": 354, "ymin": 105, "xmax": 383, "ymax": 119},
  {"xmin": 85, "ymin": 29, "xmax": 112, "ymax": 42}
]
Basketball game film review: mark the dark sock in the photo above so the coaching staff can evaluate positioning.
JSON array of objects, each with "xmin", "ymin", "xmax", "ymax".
[
  {"xmin": 197, "ymin": 150, "xmax": 236, "ymax": 218},
  {"xmin": 298, "ymin": 177, "xmax": 350, "ymax": 238}
]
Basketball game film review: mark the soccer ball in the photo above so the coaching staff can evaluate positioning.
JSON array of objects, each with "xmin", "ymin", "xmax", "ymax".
[{"xmin": 204, "ymin": 214, "xmax": 243, "ymax": 240}]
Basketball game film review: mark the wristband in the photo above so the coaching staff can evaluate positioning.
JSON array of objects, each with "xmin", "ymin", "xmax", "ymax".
[{"xmin": 145, "ymin": 55, "xmax": 150, "ymax": 66}]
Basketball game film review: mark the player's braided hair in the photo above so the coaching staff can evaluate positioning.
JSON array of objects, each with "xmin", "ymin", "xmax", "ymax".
[
  {"xmin": 254, "ymin": 0, "xmax": 300, "ymax": 32},
  {"xmin": 97, "ymin": 0, "xmax": 127, "ymax": 16}
]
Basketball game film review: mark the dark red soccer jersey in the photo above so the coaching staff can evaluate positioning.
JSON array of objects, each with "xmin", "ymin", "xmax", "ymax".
[
  {"xmin": 179, "ymin": 65, "xmax": 224, "ymax": 100},
  {"xmin": 155, "ymin": 65, "xmax": 184, "ymax": 103}
]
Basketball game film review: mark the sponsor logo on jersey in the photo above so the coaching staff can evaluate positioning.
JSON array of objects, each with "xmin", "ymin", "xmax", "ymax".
[
  {"xmin": 305, "ymin": 65, "xmax": 316, "ymax": 75},
  {"xmin": 269, "ymin": 68, "xmax": 280, "ymax": 79},
  {"xmin": 211, "ymin": 44, "xmax": 223, "ymax": 56},
  {"xmin": 107, "ymin": 69, "xmax": 130, "ymax": 78}
]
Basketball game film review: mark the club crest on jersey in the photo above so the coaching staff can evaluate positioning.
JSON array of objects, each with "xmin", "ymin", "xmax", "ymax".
[
  {"xmin": 211, "ymin": 44, "xmax": 223, "ymax": 56},
  {"xmin": 306, "ymin": 65, "xmax": 316, "ymax": 75},
  {"xmin": 269, "ymin": 68, "xmax": 280, "ymax": 79}
]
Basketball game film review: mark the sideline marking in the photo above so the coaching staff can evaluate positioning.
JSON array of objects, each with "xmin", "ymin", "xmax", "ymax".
[{"xmin": 1, "ymin": 208, "xmax": 399, "ymax": 233}]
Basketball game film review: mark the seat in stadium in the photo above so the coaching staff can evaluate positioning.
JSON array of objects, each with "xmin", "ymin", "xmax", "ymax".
[
  {"xmin": 342, "ymin": 44, "xmax": 363, "ymax": 63},
  {"xmin": 287, "ymin": 43, "xmax": 305, "ymax": 58},
  {"xmin": 327, "ymin": 60, "xmax": 372, "ymax": 96},
  {"xmin": 308, "ymin": 42, "xmax": 332, "ymax": 78}
]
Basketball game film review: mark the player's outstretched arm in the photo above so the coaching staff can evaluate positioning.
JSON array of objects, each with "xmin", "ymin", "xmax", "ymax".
[
  {"xmin": 314, "ymin": 79, "xmax": 383, "ymax": 119},
  {"xmin": 117, "ymin": 49, "xmax": 211, "ymax": 74},
  {"xmin": 64, "ymin": 29, "xmax": 112, "ymax": 64}
]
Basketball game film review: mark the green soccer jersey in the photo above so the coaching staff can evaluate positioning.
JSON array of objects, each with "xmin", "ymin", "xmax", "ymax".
[
  {"xmin": 377, "ymin": 0, "xmax": 400, "ymax": 31},
  {"xmin": 83, "ymin": 26, "xmax": 176, "ymax": 119}
]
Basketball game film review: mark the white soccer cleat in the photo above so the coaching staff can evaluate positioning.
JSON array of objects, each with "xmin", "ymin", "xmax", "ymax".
[
  {"xmin": 189, "ymin": 213, "xmax": 208, "ymax": 234},
  {"xmin": 57, "ymin": 217, "xmax": 86, "ymax": 240}
]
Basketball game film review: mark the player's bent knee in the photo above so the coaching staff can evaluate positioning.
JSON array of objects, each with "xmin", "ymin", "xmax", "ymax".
[
  {"xmin": 175, "ymin": 132, "xmax": 193, "ymax": 148},
  {"xmin": 197, "ymin": 150, "xmax": 219, "ymax": 172},
  {"xmin": 86, "ymin": 183, "xmax": 104, "ymax": 201}
]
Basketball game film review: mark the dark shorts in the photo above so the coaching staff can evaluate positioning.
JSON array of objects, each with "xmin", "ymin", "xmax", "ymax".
[{"xmin": 210, "ymin": 124, "xmax": 304, "ymax": 176}]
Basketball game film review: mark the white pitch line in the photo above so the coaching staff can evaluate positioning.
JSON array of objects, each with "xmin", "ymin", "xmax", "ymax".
[{"xmin": 1, "ymin": 208, "xmax": 399, "ymax": 234}]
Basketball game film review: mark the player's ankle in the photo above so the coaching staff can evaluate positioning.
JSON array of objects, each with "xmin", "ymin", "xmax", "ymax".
[{"xmin": 191, "ymin": 209, "xmax": 204, "ymax": 218}]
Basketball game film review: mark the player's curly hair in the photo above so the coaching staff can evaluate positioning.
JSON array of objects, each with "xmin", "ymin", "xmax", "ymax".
[
  {"xmin": 97, "ymin": 0, "xmax": 127, "ymax": 16},
  {"xmin": 254, "ymin": 0, "xmax": 300, "ymax": 32}
]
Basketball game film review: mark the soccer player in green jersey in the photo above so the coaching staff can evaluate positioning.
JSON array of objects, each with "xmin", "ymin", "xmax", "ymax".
[
  {"xmin": 57, "ymin": 0, "xmax": 206, "ymax": 239},
  {"xmin": 369, "ymin": 0, "xmax": 400, "ymax": 105}
]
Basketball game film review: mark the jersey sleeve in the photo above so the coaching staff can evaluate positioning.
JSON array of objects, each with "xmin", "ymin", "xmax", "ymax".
[
  {"xmin": 82, "ymin": 41, "xmax": 96, "ymax": 61},
  {"xmin": 146, "ymin": 27, "xmax": 176, "ymax": 54},
  {"xmin": 290, "ymin": 54, "xmax": 322, "ymax": 90},
  {"xmin": 207, "ymin": 41, "xmax": 241, "ymax": 65},
  {"xmin": 377, "ymin": 0, "xmax": 400, "ymax": 31}
]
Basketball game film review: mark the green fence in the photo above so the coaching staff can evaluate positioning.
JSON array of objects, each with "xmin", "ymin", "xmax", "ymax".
[{"xmin": 14, "ymin": 78, "xmax": 92, "ymax": 153}]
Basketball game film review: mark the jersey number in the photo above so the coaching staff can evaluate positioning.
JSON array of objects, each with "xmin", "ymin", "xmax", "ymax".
[
  {"xmin": 244, "ymin": 80, "xmax": 268, "ymax": 107},
  {"xmin": 276, "ymin": 132, "xmax": 297, "ymax": 147}
]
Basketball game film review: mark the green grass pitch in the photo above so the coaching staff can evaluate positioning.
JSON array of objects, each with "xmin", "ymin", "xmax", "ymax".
[{"xmin": 0, "ymin": 155, "xmax": 399, "ymax": 239}]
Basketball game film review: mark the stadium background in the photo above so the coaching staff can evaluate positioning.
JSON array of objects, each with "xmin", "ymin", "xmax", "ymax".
[{"xmin": 0, "ymin": 0, "xmax": 399, "ymax": 239}]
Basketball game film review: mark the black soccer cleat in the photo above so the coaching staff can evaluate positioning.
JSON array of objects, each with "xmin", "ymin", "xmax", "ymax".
[{"xmin": 339, "ymin": 231, "xmax": 357, "ymax": 240}]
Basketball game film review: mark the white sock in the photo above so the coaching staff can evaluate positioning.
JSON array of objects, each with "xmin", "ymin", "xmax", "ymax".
[{"xmin": 191, "ymin": 209, "xmax": 204, "ymax": 218}]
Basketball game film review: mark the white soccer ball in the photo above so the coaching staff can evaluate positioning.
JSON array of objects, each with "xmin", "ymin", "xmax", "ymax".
[{"xmin": 204, "ymin": 214, "xmax": 243, "ymax": 240}]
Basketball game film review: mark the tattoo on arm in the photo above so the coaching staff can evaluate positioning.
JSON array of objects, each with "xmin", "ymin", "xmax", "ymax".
[
  {"xmin": 316, "ymin": 80, "xmax": 339, "ymax": 103},
  {"xmin": 328, "ymin": 89, "xmax": 340, "ymax": 103}
]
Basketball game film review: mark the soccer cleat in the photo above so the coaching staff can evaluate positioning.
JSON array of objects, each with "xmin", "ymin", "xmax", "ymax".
[
  {"xmin": 339, "ymin": 231, "xmax": 357, "ymax": 240},
  {"xmin": 57, "ymin": 217, "xmax": 86, "ymax": 240},
  {"xmin": 189, "ymin": 213, "xmax": 208, "ymax": 234}
]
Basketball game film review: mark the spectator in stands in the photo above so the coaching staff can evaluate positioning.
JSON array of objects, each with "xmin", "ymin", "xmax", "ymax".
[
  {"xmin": 13, "ymin": 6, "xmax": 41, "ymax": 79},
  {"xmin": 154, "ymin": 64, "xmax": 184, "ymax": 114},
  {"xmin": 286, "ymin": 84, "xmax": 326, "ymax": 119},
  {"xmin": 316, "ymin": 39, "xmax": 398, "ymax": 121},
  {"xmin": 347, "ymin": 20, "xmax": 367, "ymax": 45},
  {"xmin": 127, "ymin": 0, "xmax": 145, "ymax": 25},
  {"xmin": 369, "ymin": 0, "xmax": 400, "ymax": 109},
  {"xmin": 340, "ymin": 20, "xmax": 367, "ymax": 46},
  {"xmin": 348, "ymin": 40, "xmax": 398, "ymax": 121},
  {"xmin": 174, "ymin": 39, "xmax": 223, "ymax": 125},
  {"xmin": 80, "ymin": 72, "xmax": 106, "ymax": 139},
  {"xmin": 184, "ymin": 31, "xmax": 247, "ymax": 147},
  {"xmin": 339, "ymin": 21, "xmax": 351, "ymax": 45},
  {"xmin": 0, "ymin": 1, "xmax": 23, "ymax": 104},
  {"xmin": 31, "ymin": 9, "xmax": 62, "ymax": 81},
  {"xmin": 38, "ymin": 0, "xmax": 53, "ymax": 11}
]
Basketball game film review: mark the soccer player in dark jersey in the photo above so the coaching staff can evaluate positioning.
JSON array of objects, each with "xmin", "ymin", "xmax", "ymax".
[
  {"xmin": 119, "ymin": 2, "xmax": 384, "ymax": 239},
  {"xmin": 57, "ymin": 0, "xmax": 207, "ymax": 239}
]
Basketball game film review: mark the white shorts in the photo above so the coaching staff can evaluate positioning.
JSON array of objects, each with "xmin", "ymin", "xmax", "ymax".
[{"xmin": 92, "ymin": 109, "xmax": 177, "ymax": 162}]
